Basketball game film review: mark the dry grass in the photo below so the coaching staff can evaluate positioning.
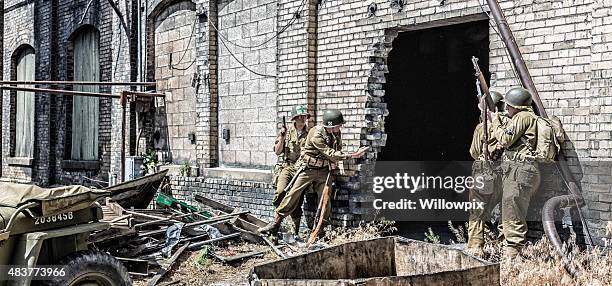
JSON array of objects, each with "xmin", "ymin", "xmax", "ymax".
[
  {"xmin": 460, "ymin": 222, "xmax": 612, "ymax": 286},
  {"xmin": 321, "ymin": 219, "xmax": 397, "ymax": 246},
  {"xmin": 500, "ymin": 237, "xmax": 612, "ymax": 286}
]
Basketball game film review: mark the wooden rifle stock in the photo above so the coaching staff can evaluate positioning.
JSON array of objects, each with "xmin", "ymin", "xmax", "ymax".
[{"xmin": 308, "ymin": 171, "xmax": 332, "ymax": 245}]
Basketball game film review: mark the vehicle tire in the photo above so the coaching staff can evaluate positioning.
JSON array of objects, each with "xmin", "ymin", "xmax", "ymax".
[{"xmin": 44, "ymin": 250, "xmax": 132, "ymax": 286}]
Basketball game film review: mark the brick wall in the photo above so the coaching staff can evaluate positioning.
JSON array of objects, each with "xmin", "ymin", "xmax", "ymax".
[
  {"xmin": 215, "ymin": 0, "xmax": 277, "ymax": 168},
  {"xmin": 52, "ymin": 0, "xmax": 113, "ymax": 185},
  {"xmin": 153, "ymin": 2, "xmax": 198, "ymax": 163},
  {"xmin": 1, "ymin": 0, "xmax": 35, "ymax": 182},
  {"xmin": 169, "ymin": 175, "xmax": 276, "ymax": 220}
]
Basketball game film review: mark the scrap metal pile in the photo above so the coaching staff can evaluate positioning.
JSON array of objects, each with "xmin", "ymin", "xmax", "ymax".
[{"xmin": 89, "ymin": 193, "xmax": 295, "ymax": 286}]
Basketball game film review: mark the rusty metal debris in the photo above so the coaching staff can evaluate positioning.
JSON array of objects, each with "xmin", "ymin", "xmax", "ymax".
[{"xmin": 91, "ymin": 192, "xmax": 303, "ymax": 286}]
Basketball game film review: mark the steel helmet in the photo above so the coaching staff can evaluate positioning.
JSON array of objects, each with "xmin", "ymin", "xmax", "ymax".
[
  {"xmin": 290, "ymin": 105, "xmax": 310, "ymax": 120},
  {"xmin": 322, "ymin": 109, "xmax": 345, "ymax": 127},
  {"xmin": 489, "ymin": 90, "xmax": 503, "ymax": 105},
  {"xmin": 503, "ymin": 87, "xmax": 533, "ymax": 108}
]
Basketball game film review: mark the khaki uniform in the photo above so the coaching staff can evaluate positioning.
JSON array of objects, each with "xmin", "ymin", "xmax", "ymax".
[
  {"xmin": 276, "ymin": 126, "xmax": 351, "ymax": 220},
  {"xmin": 491, "ymin": 107, "xmax": 541, "ymax": 254},
  {"xmin": 467, "ymin": 122, "xmax": 502, "ymax": 249},
  {"xmin": 273, "ymin": 124, "xmax": 309, "ymax": 221}
]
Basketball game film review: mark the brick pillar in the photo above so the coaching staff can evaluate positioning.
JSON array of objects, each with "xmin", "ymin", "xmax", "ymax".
[
  {"xmin": 194, "ymin": 0, "xmax": 219, "ymax": 168},
  {"xmin": 305, "ymin": 0, "xmax": 318, "ymax": 122}
]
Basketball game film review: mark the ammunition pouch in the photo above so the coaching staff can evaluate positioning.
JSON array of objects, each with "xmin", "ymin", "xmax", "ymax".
[
  {"xmin": 471, "ymin": 161, "xmax": 501, "ymax": 195},
  {"xmin": 271, "ymin": 163, "xmax": 283, "ymax": 188},
  {"xmin": 301, "ymin": 154, "xmax": 329, "ymax": 168}
]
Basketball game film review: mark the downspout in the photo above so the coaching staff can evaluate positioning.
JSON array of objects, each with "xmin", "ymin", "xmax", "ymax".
[{"xmin": 485, "ymin": 0, "xmax": 593, "ymax": 253}]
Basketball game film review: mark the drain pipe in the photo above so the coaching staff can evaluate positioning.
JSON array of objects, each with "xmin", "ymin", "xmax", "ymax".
[{"xmin": 485, "ymin": 0, "xmax": 594, "ymax": 251}]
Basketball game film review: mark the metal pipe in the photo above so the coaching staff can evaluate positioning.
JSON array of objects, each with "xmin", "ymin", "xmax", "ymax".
[
  {"xmin": 123, "ymin": 90, "xmax": 165, "ymax": 97},
  {"xmin": 485, "ymin": 0, "xmax": 546, "ymax": 117},
  {"xmin": 485, "ymin": 0, "xmax": 593, "ymax": 248},
  {"xmin": 0, "ymin": 85, "xmax": 164, "ymax": 98},
  {"xmin": 0, "ymin": 85, "xmax": 121, "ymax": 98},
  {"xmin": 121, "ymin": 91, "xmax": 127, "ymax": 182},
  {"xmin": 0, "ymin": 80, "xmax": 156, "ymax": 86}
]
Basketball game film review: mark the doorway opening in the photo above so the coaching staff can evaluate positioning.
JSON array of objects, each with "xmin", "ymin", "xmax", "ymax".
[{"xmin": 380, "ymin": 20, "xmax": 491, "ymax": 241}]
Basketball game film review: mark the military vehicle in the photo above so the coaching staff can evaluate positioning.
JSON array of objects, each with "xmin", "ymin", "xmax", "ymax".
[{"xmin": 0, "ymin": 183, "xmax": 131, "ymax": 286}]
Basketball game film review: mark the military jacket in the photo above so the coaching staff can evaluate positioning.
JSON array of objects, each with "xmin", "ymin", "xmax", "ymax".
[
  {"xmin": 491, "ymin": 107, "xmax": 537, "ymax": 161},
  {"xmin": 301, "ymin": 126, "xmax": 351, "ymax": 164},
  {"xmin": 276, "ymin": 124, "xmax": 309, "ymax": 164},
  {"xmin": 470, "ymin": 113, "xmax": 508, "ymax": 160}
]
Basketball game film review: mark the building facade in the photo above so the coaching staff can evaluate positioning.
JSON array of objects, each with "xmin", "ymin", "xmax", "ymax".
[{"xmin": 1, "ymin": 0, "xmax": 610, "ymax": 244}]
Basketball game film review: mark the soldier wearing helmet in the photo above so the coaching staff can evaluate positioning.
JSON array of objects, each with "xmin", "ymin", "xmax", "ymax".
[
  {"xmin": 490, "ymin": 87, "xmax": 541, "ymax": 258},
  {"xmin": 271, "ymin": 105, "xmax": 311, "ymax": 236},
  {"xmin": 258, "ymin": 109, "xmax": 369, "ymax": 235},
  {"xmin": 467, "ymin": 89, "xmax": 508, "ymax": 254}
]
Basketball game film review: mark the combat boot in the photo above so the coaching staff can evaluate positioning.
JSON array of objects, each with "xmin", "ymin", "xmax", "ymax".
[{"xmin": 258, "ymin": 214, "xmax": 284, "ymax": 234}]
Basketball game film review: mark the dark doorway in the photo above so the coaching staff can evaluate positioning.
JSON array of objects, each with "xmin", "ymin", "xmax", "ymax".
[
  {"xmin": 380, "ymin": 20, "xmax": 490, "ymax": 162},
  {"xmin": 380, "ymin": 20, "xmax": 491, "ymax": 242}
]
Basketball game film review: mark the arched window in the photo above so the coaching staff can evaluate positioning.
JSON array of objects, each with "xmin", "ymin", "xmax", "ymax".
[
  {"xmin": 71, "ymin": 27, "xmax": 100, "ymax": 160},
  {"xmin": 14, "ymin": 46, "xmax": 35, "ymax": 158}
]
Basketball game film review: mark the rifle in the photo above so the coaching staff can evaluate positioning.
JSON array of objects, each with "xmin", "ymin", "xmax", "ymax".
[
  {"xmin": 471, "ymin": 57, "xmax": 496, "ymax": 112},
  {"xmin": 282, "ymin": 116, "xmax": 287, "ymax": 136},
  {"xmin": 307, "ymin": 171, "xmax": 332, "ymax": 246},
  {"xmin": 472, "ymin": 57, "xmax": 494, "ymax": 161}
]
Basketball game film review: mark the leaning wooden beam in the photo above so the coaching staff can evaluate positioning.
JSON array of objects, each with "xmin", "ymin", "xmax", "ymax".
[{"xmin": 0, "ymin": 80, "xmax": 156, "ymax": 86}]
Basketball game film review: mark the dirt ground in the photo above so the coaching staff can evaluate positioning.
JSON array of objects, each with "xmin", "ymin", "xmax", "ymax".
[
  {"xmin": 132, "ymin": 222, "xmax": 612, "ymax": 286},
  {"xmin": 133, "ymin": 242, "xmax": 276, "ymax": 286}
]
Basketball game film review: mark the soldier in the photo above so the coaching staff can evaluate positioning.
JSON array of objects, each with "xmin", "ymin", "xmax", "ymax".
[
  {"xmin": 258, "ymin": 109, "xmax": 369, "ymax": 234},
  {"xmin": 491, "ymin": 87, "xmax": 541, "ymax": 257},
  {"xmin": 467, "ymin": 90, "xmax": 507, "ymax": 253},
  {"xmin": 271, "ymin": 105, "xmax": 310, "ymax": 236}
]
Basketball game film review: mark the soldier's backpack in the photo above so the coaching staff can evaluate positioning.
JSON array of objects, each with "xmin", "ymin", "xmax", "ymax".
[{"xmin": 525, "ymin": 115, "xmax": 566, "ymax": 161}]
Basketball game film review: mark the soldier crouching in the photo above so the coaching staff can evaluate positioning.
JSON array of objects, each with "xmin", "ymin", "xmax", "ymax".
[{"xmin": 258, "ymin": 109, "xmax": 369, "ymax": 235}]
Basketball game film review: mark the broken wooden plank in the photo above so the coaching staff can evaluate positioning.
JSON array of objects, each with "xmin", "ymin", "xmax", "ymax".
[
  {"xmin": 212, "ymin": 250, "xmax": 267, "ymax": 264},
  {"xmin": 187, "ymin": 233, "xmax": 241, "ymax": 250},
  {"xmin": 147, "ymin": 242, "xmax": 190, "ymax": 286},
  {"xmin": 194, "ymin": 194, "xmax": 267, "ymax": 227},
  {"xmin": 138, "ymin": 212, "xmax": 242, "ymax": 237},
  {"xmin": 88, "ymin": 226, "xmax": 136, "ymax": 244},
  {"xmin": 262, "ymin": 236, "xmax": 286, "ymax": 259},
  {"xmin": 133, "ymin": 212, "xmax": 195, "ymax": 229}
]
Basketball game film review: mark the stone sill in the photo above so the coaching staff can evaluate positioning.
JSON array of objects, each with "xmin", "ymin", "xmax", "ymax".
[
  {"xmin": 6, "ymin": 157, "xmax": 34, "ymax": 167},
  {"xmin": 62, "ymin": 160, "xmax": 100, "ymax": 171},
  {"xmin": 199, "ymin": 167, "xmax": 271, "ymax": 182}
]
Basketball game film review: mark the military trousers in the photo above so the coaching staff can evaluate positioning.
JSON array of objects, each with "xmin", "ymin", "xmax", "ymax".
[
  {"xmin": 467, "ymin": 161, "xmax": 503, "ymax": 249},
  {"xmin": 276, "ymin": 167, "xmax": 331, "ymax": 221},
  {"xmin": 272, "ymin": 164, "xmax": 304, "ymax": 220},
  {"xmin": 499, "ymin": 161, "xmax": 540, "ymax": 252}
]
